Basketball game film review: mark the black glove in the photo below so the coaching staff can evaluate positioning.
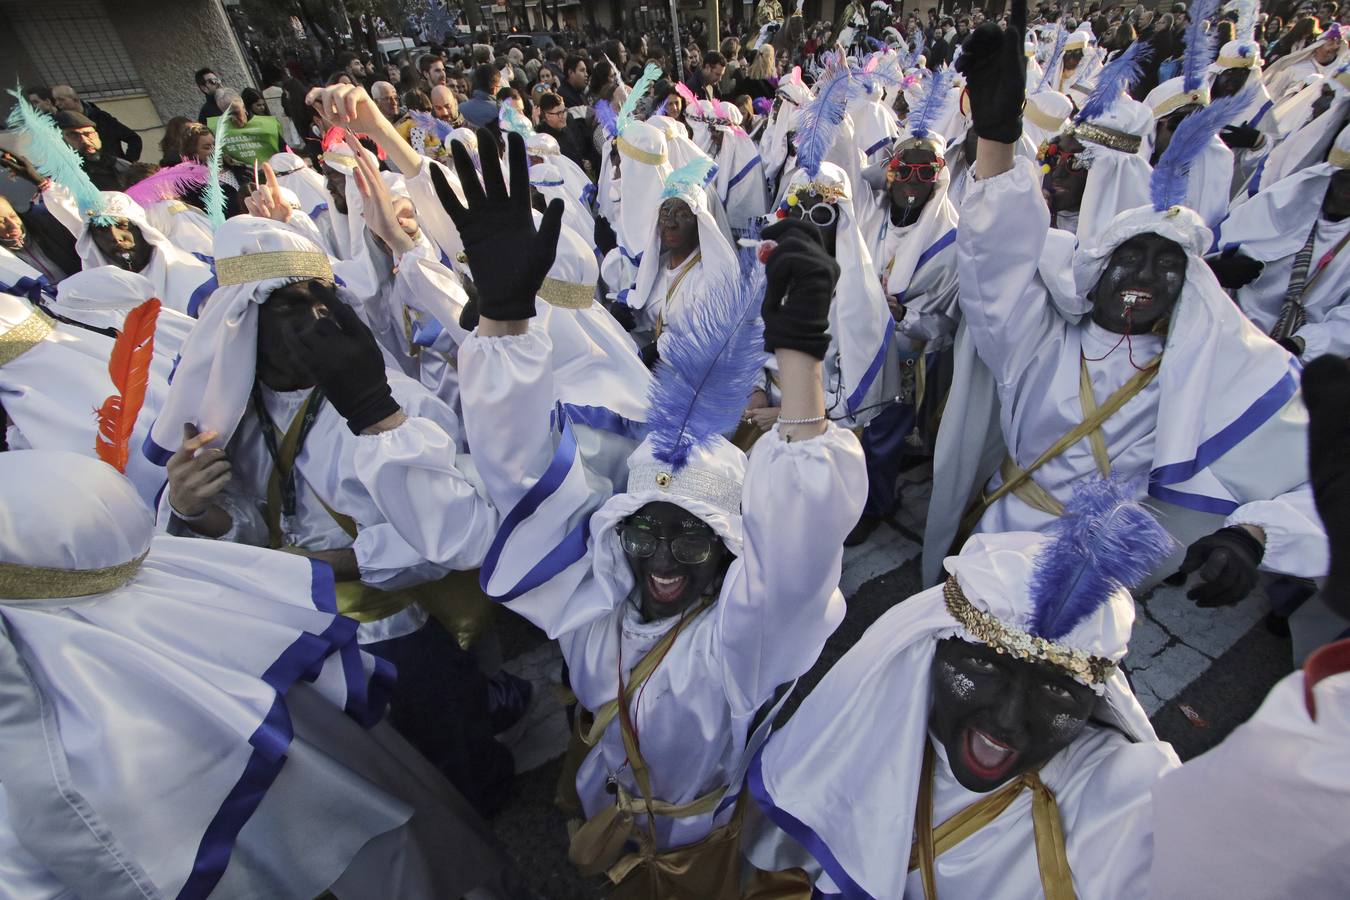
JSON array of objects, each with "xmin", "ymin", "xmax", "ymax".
[
  {"xmin": 759, "ymin": 218, "xmax": 840, "ymax": 360},
  {"xmin": 1175, "ymin": 526, "xmax": 1266, "ymax": 607},
  {"xmin": 432, "ymin": 128, "xmax": 563, "ymax": 321},
  {"xmin": 1219, "ymin": 124, "xmax": 1262, "ymax": 149},
  {"xmin": 607, "ymin": 298, "xmax": 637, "ymax": 332},
  {"xmin": 953, "ymin": 0, "xmax": 1028, "ymax": 143},
  {"xmin": 285, "ymin": 292, "xmax": 400, "ymax": 434},
  {"xmin": 1276, "ymin": 335, "xmax": 1305, "ymax": 358},
  {"xmin": 1206, "ymin": 247, "xmax": 1264, "ymax": 289},
  {"xmin": 593, "ymin": 214, "xmax": 618, "ymax": 255},
  {"xmin": 1302, "ymin": 354, "xmax": 1350, "ymax": 616},
  {"xmin": 639, "ymin": 341, "xmax": 661, "ymax": 369}
]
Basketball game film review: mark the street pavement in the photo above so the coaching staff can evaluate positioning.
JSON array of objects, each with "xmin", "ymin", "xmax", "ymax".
[{"xmin": 486, "ymin": 463, "xmax": 1296, "ymax": 898}]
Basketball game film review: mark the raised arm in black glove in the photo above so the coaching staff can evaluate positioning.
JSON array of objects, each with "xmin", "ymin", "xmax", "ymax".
[
  {"xmin": 431, "ymin": 127, "xmax": 564, "ymax": 322},
  {"xmin": 759, "ymin": 218, "xmax": 841, "ymax": 360},
  {"xmin": 1303, "ymin": 354, "xmax": 1350, "ymax": 618},
  {"xmin": 284, "ymin": 289, "xmax": 401, "ymax": 435},
  {"xmin": 1219, "ymin": 123, "xmax": 1262, "ymax": 150},
  {"xmin": 953, "ymin": 0, "xmax": 1028, "ymax": 144},
  {"xmin": 1206, "ymin": 245, "xmax": 1265, "ymax": 289},
  {"xmin": 1175, "ymin": 525, "xmax": 1266, "ymax": 607}
]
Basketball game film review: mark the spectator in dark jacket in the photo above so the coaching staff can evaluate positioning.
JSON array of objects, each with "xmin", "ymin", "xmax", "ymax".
[
  {"xmin": 195, "ymin": 67, "xmax": 224, "ymax": 124},
  {"xmin": 51, "ymin": 84, "xmax": 142, "ymax": 162}
]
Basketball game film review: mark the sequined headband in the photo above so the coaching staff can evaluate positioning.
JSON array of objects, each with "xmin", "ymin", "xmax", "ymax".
[
  {"xmin": 0, "ymin": 551, "xmax": 148, "ymax": 601},
  {"xmin": 1067, "ymin": 121, "xmax": 1142, "ymax": 154},
  {"xmin": 943, "ymin": 578, "xmax": 1116, "ymax": 686},
  {"xmin": 1152, "ymin": 87, "xmax": 1210, "ymax": 119},
  {"xmin": 215, "ymin": 250, "xmax": 334, "ymax": 287}
]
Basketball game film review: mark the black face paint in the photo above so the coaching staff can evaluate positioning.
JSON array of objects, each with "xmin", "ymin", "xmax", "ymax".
[
  {"xmin": 1151, "ymin": 105, "xmax": 1198, "ymax": 165},
  {"xmin": 1043, "ymin": 134, "xmax": 1090, "ymax": 214},
  {"xmin": 90, "ymin": 219, "xmax": 153, "ymax": 273},
  {"xmin": 620, "ymin": 501, "xmax": 728, "ymax": 622},
  {"xmin": 963, "ymin": 128, "xmax": 979, "ymax": 164},
  {"xmin": 786, "ymin": 191, "xmax": 839, "ymax": 256},
  {"xmin": 1323, "ymin": 169, "xmax": 1350, "ymax": 223},
  {"xmin": 256, "ymin": 279, "xmax": 337, "ymax": 391},
  {"xmin": 1089, "ymin": 233, "xmax": 1188, "ymax": 335},
  {"xmin": 886, "ymin": 147, "xmax": 941, "ymax": 224},
  {"xmin": 929, "ymin": 637, "xmax": 1097, "ymax": 793},
  {"xmin": 1062, "ymin": 49, "xmax": 1084, "ymax": 71},
  {"xmin": 324, "ymin": 167, "xmax": 349, "ymax": 215},
  {"xmin": 1210, "ymin": 66, "xmax": 1251, "ymax": 100},
  {"xmin": 657, "ymin": 197, "xmax": 699, "ymax": 256}
]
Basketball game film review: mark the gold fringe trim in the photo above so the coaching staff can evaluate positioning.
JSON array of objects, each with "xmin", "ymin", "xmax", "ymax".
[
  {"xmin": 0, "ymin": 309, "xmax": 55, "ymax": 367},
  {"xmin": 216, "ymin": 250, "xmax": 334, "ymax": 287},
  {"xmin": 0, "ymin": 551, "xmax": 148, "ymax": 600}
]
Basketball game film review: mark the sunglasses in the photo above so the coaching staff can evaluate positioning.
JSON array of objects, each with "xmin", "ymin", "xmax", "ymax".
[
  {"xmin": 618, "ymin": 520, "xmax": 717, "ymax": 565},
  {"xmin": 786, "ymin": 200, "xmax": 839, "ymax": 228},
  {"xmin": 888, "ymin": 160, "xmax": 946, "ymax": 183}
]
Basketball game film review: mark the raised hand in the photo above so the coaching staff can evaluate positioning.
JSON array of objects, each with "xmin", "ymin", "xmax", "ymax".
[
  {"xmin": 954, "ymin": 0, "xmax": 1027, "ymax": 144},
  {"xmin": 346, "ymin": 131, "xmax": 418, "ymax": 256},
  {"xmin": 283, "ymin": 290, "xmax": 402, "ymax": 434},
  {"xmin": 0, "ymin": 150, "xmax": 44, "ymax": 186},
  {"xmin": 305, "ymin": 83, "xmax": 389, "ymax": 136},
  {"xmin": 1206, "ymin": 246, "xmax": 1264, "ymax": 289},
  {"xmin": 1175, "ymin": 526, "xmax": 1265, "ymax": 607},
  {"xmin": 759, "ymin": 218, "xmax": 840, "ymax": 360},
  {"xmin": 431, "ymin": 127, "xmax": 564, "ymax": 322},
  {"xmin": 243, "ymin": 162, "xmax": 293, "ymax": 223}
]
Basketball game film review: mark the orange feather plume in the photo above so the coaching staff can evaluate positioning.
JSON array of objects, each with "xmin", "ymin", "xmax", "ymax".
[{"xmin": 94, "ymin": 298, "xmax": 160, "ymax": 473}]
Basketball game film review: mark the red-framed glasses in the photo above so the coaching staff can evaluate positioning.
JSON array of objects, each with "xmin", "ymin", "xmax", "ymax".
[{"xmin": 888, "ymin": 159, "xmax": 946, "ymax": 183}]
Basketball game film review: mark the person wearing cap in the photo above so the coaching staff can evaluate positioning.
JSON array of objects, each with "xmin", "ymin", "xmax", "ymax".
[
  {"xmin": 51, "ymin": 83, "xmax": 142, "ymax": 162},
  {"xmin": 744, "ymin": 481, "xmax": 1182, "ymax": 898},
  {"xmin": 145, "ymin": 215, "xmax": 520, "ymax": 817},
  {"xmin": 1219, "ymin": 121, "xmax": 1350, "ymax": 360},
  {"xmin": 925, "ymin": 1, "xmax": 1327, "ymax": 603},
  {"xmin": 0, "ymin": 449, "xmax": 525, "ymax": 899},
  {"xmin": 55, "ymin": 109, "xmax": 130, "ymax": 190},
  {"xmin": 415, "ymin": 117, "xmax": 865, "ymax": 895}
]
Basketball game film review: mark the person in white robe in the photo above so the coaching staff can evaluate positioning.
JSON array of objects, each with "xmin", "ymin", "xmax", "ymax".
[
  {"xmin": 1221, "ymin": 123, "xmax": 1350, "ymax": 359},
  {"xmin": 1253, "ymin": 64, "xmax": 1349, "ymax": 195},
  {"xmin": 384, "ymin": 126, "xmax": 864, "ymax": 895},
  {"xmin": 744, "ymin": 482, "xmax": 1181, "ymax": 899},
  {"xmin": 527, "ymin": 131, "xmax": 596, "ymax": 223},
  {"xmin": 0, "ymin": 449, "xmax": 524, "ymax": 900},
  {"xmin": 1263, "ymin": 23, "xmax": 1348, "ymax": 102},
  {"xmin": 0, "ymin": 290, "xmax": 168, "ymax": 507},
  {"xmin": 43, "ymin": 188, "xmax": 217, "ymax": 317},
  {"xmin": 1148, "ymin": 353, "xmax": 1350, "ymax": 900},
  {"xmin": 597, "ymin": 122, "xmax": 674, "ymax": 310},
  {"xmin": 269, "ymin": 148, "xmax": 336, "ymax": 221},
  {"xmin": 1207, "ymin": 5, "xmax": 1283, "ymax": 198},
  {"xmin": 758, "ymin": 66, "xmax": 813, "ymax": 200},
  {"xmin": 623, "ymin": 157, "xmax": 741, "ymax": 363},
  {"xmin": 143, "ymin": 214, "xmax": 519, "ymax": 816},
  {"xmin": 531, "ymin": 161, "xmax": 595, "ymax": 242},
  {"xmin": 924, "ymin": 2, "xmax": 1327, "ymax": 600},
  {"xmin": 1040, "ymin": 44, "xmax": 1155, "ymax": 245},
  {"xmin": 688, "ymin": 98, "xmax": 769, "ymax": 235}
]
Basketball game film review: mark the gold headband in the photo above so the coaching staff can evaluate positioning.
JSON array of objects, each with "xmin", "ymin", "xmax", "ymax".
[
  {"xmin": 216, "ymin": 250, "xmax": 334, "ymax": 287},
  {"xmin": 1024, "ymin": 102, "xmax": 1069, "ymax": 134},
  {"xmin": 943, "ymin": 578, "xmax": 1116, "ymax": 686},
  {"xmin": 0, "ymin": 309, "xmax": 55, "ymax": 367},
  {"xmin": 1215, "ymin": 54, "xmax": 1260, "ymax": 69},
  {"xmin": 0, "ymin": 551, "xmax": 148, "ymax": 601},
  {"xmin": 540, "ymin": 277, "xmax": 596, "ymax": 309},
  {"xmin": 1331, "ymin": 145, "xmax": 1350, "ymax": 169},
  {"xmin": 1071, "ymin": 121, "xmax": 1143, "ymax": 154},
  {"xmin": 616, "ymin": 135, "xmax": 668, "ymax": 167},
  {"xmin": 1152, "ymin": 88, "xmax": 1210, "ymax": 119}
]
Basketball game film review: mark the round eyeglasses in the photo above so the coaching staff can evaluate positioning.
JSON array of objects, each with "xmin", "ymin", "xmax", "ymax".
[
  {"xmin": 618, "ymin": 523, "xmax": 717, "ymax": 565},
  {"xmin": 787, "ymin": 199, "xmax": 839, "ymax": 228}
]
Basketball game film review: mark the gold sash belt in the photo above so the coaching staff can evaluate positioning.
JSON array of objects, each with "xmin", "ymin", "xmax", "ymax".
[
  {"xmin": 0, "ymin": 309, "xmax": 54, "ymax": 367},
  {"xmin": 0, "ymin": 552, "xmax": 148, "ymax": 600}
]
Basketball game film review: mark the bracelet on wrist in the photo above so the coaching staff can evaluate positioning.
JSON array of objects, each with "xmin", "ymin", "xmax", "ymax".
[{"xmin": 777, "ymin": 413, "xmax": 826, "ymax": 425}]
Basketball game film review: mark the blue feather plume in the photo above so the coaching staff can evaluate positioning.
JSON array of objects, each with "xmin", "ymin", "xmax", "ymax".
[
  {"xmin": 1035, "ymin": 26, "xmax": 1070, "ymax": 94},
  {"xmin": 203, "ymin": 113, "xmax": 229, "ymax": 230},
  {"xmin": 1182, "ymin": 0, "xmax": 1221, "ymax": 94},
  {"xmin": 909, "ymin": 32, "xmax": 926, "ymax": 69},
  {"xmin": 907, "ymin": 65, "xmax": 956, "ymax": 139},
  {"xmin": 409, "ymin": 109, "xmax": 456, "ymax": 144},
  {"xmin": 1150, "ymin": 87, "xmax": 1251, "ymax": 211},
  {"xmin": 5, "ymin": 88, "xmax": 111, "ymax": 225},
  {"xmin": 1027, "ymin": 477, "xmax": 1177, "ymax": 640},
  {"xmin": 594, "ymin": 99, "xmax": 619, "ymax": 139},
  {"xmin": 661, "ymin": 156, "xmax": 715, "ymax": 200},
  {"xmin": 794, "ymin": 52, "xmax": 859, "ymax": 178},
  {"xmin": 499, "ymin": 102, "xmax": 534, "ymax": 139},
  {"xmin": 618, "ymin": 63, "xmax": 663, "ymax": 134},
  {"xmin": 645, "ymin": 247, "xmax": 766, "ymax": 470},
  {"xmin": 1076, "ymin": 42, "xmax": 1152, "ymax": 123}
]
